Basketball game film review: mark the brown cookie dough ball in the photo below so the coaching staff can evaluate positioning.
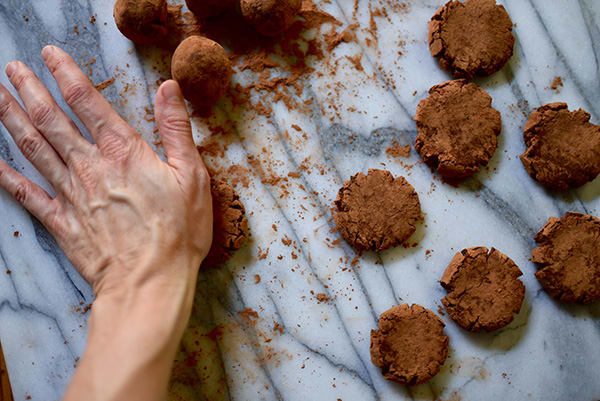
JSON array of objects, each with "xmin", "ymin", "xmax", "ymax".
[
  {"xmin": 441, "ymin": 247, "xmax": 525, "ymax": 332},
  {"xmin": 415, "ymin": 79, "xmax": 501, "ymax": 179},
  {"xmin": 185, "ymin": 0, "xmax": 235, "ymax": 19},
  {"xmin": 531, "ymin": 212, "xmax": 600, "ymax": 304},
  {"xmin": 429, "ymin": 0, "xmax": 514, "ymax": 79},
  {"xmin": 370, "ymin": 304, "xmax": 449, "ymax": 385},
  {"xmin": 333, "ymin": 169, "xmax": 422, "ymax": 252},
  {"xmin": 202, "ymin": 179, "xmax": 249, "ymax": 268},
  {"xmin": 113, "ymin": 0, "xmax": 168, "ymax": 45},
  {"xmin": 240, "ymin": 0, "xmax": 302, "ymax": 36},
  {"xmin": 520, "ymin": 103, "xmax": 600, "ymax": 191},
  {"xmin": 171, "ymin": 36, "xmax": 232, "ymax": 106}
]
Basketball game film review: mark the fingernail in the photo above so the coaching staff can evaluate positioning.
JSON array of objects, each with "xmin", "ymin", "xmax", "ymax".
[
  {"xmin": 41, "ymin": 46, "xmax": 54, "ymax": 62},
  {"xmin": 162, "ymin": 80, "xmax": 183, "ymax": 104},
  {"xmin": 5, "ymin": 62, "xmax": 16, "ymax": 78}
]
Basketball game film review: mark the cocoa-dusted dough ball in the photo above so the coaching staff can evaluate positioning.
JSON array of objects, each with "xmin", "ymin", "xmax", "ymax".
[
  {"xmin": 202, "ymin": 179, "xmax": 249, "ymax": 269},
  {"xmin": 240, "ymin": 0, "xmax": 302, "ymax": 36},
  {"xmin": 185, "ymin": 0, "xmax": 235, "ymax": 19},
  {"xmin": 113, "ymin": 0, "xmax": 168, "ymax": 45},
  {"xmin": 171, "ymin": 36, "xmax": 232, "ymax": 106}
]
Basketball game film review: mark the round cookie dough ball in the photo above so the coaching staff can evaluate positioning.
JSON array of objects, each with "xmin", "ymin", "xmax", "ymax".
[
  {"xmin": 441, "ymin": 247, "xmax": 525, "ymax": 332},
  {"xmin": 370, "ymin": 304, "xmax": 449, "ymax": 385},
  {"xmin": 185, "ymin": 0, "xmax": 235, "ymax": 19},
  {"xmin": 113, "ymin": 0, "xmax": 168, "ymax": 45},
  {"xmin": 531, "ymin": 212, "xmax": 600, "ymax": 304},
  {"xmin": 520, "ymin": 103, "xmax": 600, "ymax": 191},
  {"xmin": 171, "ymin": 36, "xmax": 232, "ymax": 106},
  {"xmin": 415, "ymin": 79, "xmax": 501, "ymax": 179},
  {"xmin": 240, "ymin": 0, "xmax": 302, "ymax": 37},
  {"xmin": 202, "ymin": 179, "xmax": 249, "ymax": 268},
  {"xmin": 429, "ymin": 0, "xmax": 514, "ymax": 79},
  {"xmin": 333, "ymin": 169, "xmax": 422, "ymax": 252}
]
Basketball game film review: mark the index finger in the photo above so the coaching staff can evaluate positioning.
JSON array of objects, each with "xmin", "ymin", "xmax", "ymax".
[{"xmin": 41, "ymin": 45, "xmax": 131, "ymax": 146}]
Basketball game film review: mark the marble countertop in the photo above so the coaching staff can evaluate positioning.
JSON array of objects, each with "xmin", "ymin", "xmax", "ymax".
[{"xmin": 0, "ymin": 0, "xmax": 599, "ymax": 400}]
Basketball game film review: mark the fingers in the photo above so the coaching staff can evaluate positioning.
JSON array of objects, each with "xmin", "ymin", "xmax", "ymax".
[
  {"xmin": 0, "ymin": 159, "xmax": 57, "ymax": 226},
  {"xmin": 5, "ymin": 61, "xmax": 93, "ymax": 163},
  {"xmin": 154, "ymin": 80, "xmax": 201, "ymax": 170},
  {"xmin": 0, "ymin": 83, "xmax": 70, "ymax": 193},
  {"xmin": 41, "ymin": 46, "xmax": 131, "ymax": 149}
]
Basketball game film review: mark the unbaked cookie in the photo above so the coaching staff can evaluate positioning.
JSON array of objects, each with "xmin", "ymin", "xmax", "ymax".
[
  {"xmin": 370, "ymin": 304, "xmax": 449, "ymax": 385},
  {"xmin": 520, "ymin": 103, "xmax": 600, "ymax": 191},
  {"xmin": 415, "ymin": 79, "xmax": 501, "ymax": 179},
  {"xmin": 333, "ymin": 169, "xmax": 421, "ymax": 252},
  {"xmin": 429, "ymin": 0, "xmax": 514, "ymax": 79},
  {"xmin": 441, "ymin": 247, "xmax": 525, "ymax": 332},
  {"xmin": 202, "ymin": 179, "xmax": 248, "ymax": 268},
  {"xmin": 531, "ymin": 212, "xmax": 600, "ymax": 304}
]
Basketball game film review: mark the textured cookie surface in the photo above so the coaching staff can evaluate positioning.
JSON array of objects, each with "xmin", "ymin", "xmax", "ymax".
[
  {"xmin": 370, "ymin": 304, "xmax": 449, "ymax": 385},
  {"xmin": 520, "ymin": 103, "xmax": 600, "ymax": 191},
  {"xmin": 415, "ymin": 79, "xmax": 501, "ymax": 179},
  {"xmin": 333, "ymin": 169, "xmax": 421, "ymax": 252},
  {"xmin": 441, "ymin": 247, "xmax": 525, "ymax": 332},
  {"xmin": 429, "ymin": 0, "xmax": 514, "ymax": 79},
  {"xmin": 202, "ymin": 179, "xmax": 248, "ymax": 268},
  {"xmin": 531, "ymin": 212, "xmax": 600, "ymax": 304}
]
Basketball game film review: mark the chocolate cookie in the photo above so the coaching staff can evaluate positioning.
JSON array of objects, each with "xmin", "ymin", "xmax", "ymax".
[
  {"xmin": 202, "ymin": 179, "xmax": 248, "ymax": 268},
  {"xmin": 370, "ymin": 304, "xmax": 449, "ymax": 385},
  {"xmin": 531, "ymin": 213, "xmax": 600, "ymax": 304},
  {"xmin": 429, "ymin": 0, "xmax": 514, "ymax": 79},
  {"xmin": 415, "ymin": 79, "xmax": 501, "ymax": 179},
  {"xmin": 520, "ymin": 103, "xmax": 600, "ymax": 191},
  {"xmin": 441, "ymin": 247, "xmax": 525, "ymax": 332},
  {"xmin": 333, "ymin": 169, "xmax": 421, "ymax": 252}
]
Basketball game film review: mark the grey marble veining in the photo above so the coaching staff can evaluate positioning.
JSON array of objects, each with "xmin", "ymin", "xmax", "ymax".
[{"xmin": 0, "ymin": 0, "xmax": 599, "ymax": 400}]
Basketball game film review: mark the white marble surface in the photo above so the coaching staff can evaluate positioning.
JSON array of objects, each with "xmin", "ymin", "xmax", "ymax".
[{"xmin": 0, "ymin": 0, "xmax": 599, "ymax": 400}]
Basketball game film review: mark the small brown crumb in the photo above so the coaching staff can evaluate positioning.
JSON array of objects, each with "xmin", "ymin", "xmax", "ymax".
[
  {"xmin": 550, "ymin": 76, "xmax": 563, "ymax": 92},
  {"xmin": 254, "ymin": 274, "xmax": 261, "ymax": 284},
  {"xmin": 13, "ymin": 231, "xmax": 19, "ymax": 237},
  {"xmin": 94, "ymin": 77, "xmax": 115, "ymax": 91},
  {"xmin": 316, "ymin": 293, "xmax": 330, "ymax": 302}
]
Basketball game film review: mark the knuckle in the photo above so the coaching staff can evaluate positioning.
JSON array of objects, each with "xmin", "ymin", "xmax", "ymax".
[
  {"xmin": 17, "ymin": 134, "xmax": 43, "ymax": 161},
  {"xmin": 63, "ymin": 81, "xmax": 92, "ymax": 108},
  {"xmin": 13, "ymin": 182, "xmax": 29, "ymax": 204},
  {"xmin": 29, "ymin": 100, "xmax": 55, "ymax": 130}
]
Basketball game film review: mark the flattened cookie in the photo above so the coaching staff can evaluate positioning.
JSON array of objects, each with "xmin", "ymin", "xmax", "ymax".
[
  {"xmin": 429, "ymin": 0, "xmax": 514, "ymax": 79},
  {"xmin": 415, "ymin": 79, "xmax": 501, "ymax": 179},
  {"xmin": 532, "ymin": 212, "xmax": 600, "ymax": 304},
  {"xmin": 370, "ymin": 304, "xmax": 449, "ymax": 385},
  {"xmin": 441, "ymin": 247, "xmax": 525, "ymax": 332},
  {"xmin": 333, "ymin": 169, "xmax": 421, "ymax": 252},
  {"xmin": 202, "ymin": 179, "xmax": 249, "ymax": 268},
  {"xmin": 520, "ymin": 103, "xmax": 600, "ymax": 191}
]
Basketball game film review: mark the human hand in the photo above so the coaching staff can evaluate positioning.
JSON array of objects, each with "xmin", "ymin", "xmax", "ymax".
[{"xmin": 0, "ymin": 46, "xmax": 213, "ymax": 298}]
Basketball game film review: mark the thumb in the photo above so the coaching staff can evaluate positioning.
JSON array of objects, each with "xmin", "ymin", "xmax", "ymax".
[{"xmin": 154, "ymin": 80, "xmax": 198, "ymax": 169}]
